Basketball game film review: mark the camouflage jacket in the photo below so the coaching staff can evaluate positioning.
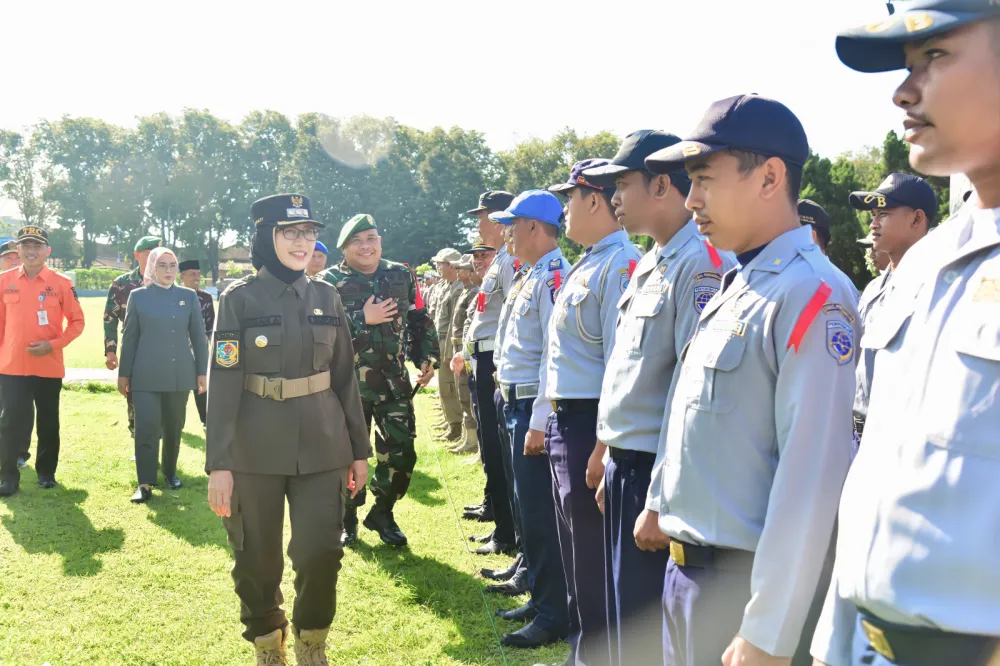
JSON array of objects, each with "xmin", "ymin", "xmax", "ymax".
[
  {"xmin": 319, "ymin": 259, "xmax": 439, "ymax": 402},
  {"xmin": 451, "ymin": 284, "xmax": 479, "ymax": 346},
  {"xmin": 103, "ymin": 267, "xmax": 144, "ymax": 354}
]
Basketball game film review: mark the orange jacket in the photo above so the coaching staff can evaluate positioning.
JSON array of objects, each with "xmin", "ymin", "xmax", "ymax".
[{"xmin": 0, "ymin": 265, "xmax": 86, "ymax": 378}]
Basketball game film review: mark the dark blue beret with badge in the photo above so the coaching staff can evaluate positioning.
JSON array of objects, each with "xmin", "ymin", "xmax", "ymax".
[
  {"xmin": 837, "ymin": 0, "xmax": 1000, "ymax": 73},
  {"xmin": 251, "ymin": 194, "xmax": 324, "ymax": 228}
]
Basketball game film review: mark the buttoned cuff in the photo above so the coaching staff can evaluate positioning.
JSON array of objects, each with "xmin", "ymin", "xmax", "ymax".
[{"xmin": 645, "ymin": 497, "xmax": 661, "ymax": 513}]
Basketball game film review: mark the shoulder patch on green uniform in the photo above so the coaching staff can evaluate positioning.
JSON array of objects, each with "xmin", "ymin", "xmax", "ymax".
[{"xmin": 214, "ymin": 332, "xmax": 240, "ymax": 369}]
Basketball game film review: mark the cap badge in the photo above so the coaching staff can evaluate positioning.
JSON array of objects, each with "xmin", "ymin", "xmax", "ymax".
[
  {"xmin": 864, "ymin": 194, "xmax": 888, "ymax": 208},
  {"xmin": 682, "ymin": 145, "xmax": 702, "ymax": 157},
  {"xmin": 313, "ymin": 309, "xmax": 323, "ymax": 315},
  {"xmin": 255, "ymin": 335, "xmax": 268, "ymax": 348},
  {"xmin": 291, "ymin": 195, "xmax": 304, "ymax": 208},
  {"xmin": 904, "ymin": 13, "xmax": 933, "ymax": 33}
]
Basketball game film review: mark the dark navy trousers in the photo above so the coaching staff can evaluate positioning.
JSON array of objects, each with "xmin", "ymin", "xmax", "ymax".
[
  {"xmin": 604, "ymin": 452, "xmax": 669, "ymax": 666},
  {"xmin": 469, "ymin": 352, "xmax": 516, "ymax": 546},
  {"xmin": 661, "ymin": 555, "xmax": 752, "ymax": 666},
  {"xmin": 503, "ymin": 393, "xmax": 568, "ymax": 633},
  {"xmin": 547, "ymin": 404, "xmax": 612, "ymax": 666}
]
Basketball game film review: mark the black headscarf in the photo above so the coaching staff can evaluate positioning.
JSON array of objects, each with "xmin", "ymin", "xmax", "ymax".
[{"xmin": 251, "ymin": 224, "xmax": 303, "ymax": 285}]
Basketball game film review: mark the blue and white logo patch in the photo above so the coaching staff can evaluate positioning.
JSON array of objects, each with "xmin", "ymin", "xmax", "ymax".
[
  {"xmin": 827, "ymin": 320, "xmax": 854, "ymax": 365},
  {"xmin": 286, "ymin": 208, "xmax": 310, "ymax": 218},
  {"xmin": 693, "ymin": 285, "xmax": 717, "ymax": 313},
  {"xmin": 619, "ymin": 268, "xmax": 631, "ymax": 292}
]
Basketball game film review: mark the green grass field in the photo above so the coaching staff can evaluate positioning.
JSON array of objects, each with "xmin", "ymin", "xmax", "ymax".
[
  {"xmin": 64, "ymin": 296, "xmax": 112, "ymax": 369},
  {"xmin": 0, "ymin": 388, "xmax": 568, "ymax": 666}
]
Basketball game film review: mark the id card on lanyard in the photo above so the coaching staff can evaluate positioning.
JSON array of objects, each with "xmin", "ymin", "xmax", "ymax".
[{"xmin": 37, "ymin": 292, "xmax": 49, "ymax": 325}]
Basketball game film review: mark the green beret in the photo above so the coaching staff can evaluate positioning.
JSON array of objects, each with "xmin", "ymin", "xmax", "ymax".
[
  {"xmin": 337, "ymin": 214, "xmax": 377, "ymax": 249},
  {"xmin": 134, "ymin": 236, "xmax": 162, "ymax": 253}
]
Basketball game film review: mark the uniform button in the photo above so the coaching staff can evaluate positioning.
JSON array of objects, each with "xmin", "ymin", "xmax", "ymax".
[{"xmin": 943, "ymin": 270, "xmax": 959, "ymax": 284}]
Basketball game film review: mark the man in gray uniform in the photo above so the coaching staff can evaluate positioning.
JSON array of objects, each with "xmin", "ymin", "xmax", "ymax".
[
  {"xmin": 847, "ymin": 174, "xmax": 936, "ymax": 442},
  {"xmin": 585, "ymin": 131, "xmax": 737, "ymax": 666},
  {"xmin": 491, "ymin": 190, "xmax": 570, "ymax": 649},
  {"xmin": 813, "ymin": 5, "xmax": 1000, "ymax": 665},
  {"xmin": 644, "ymin": 95, "xmax": 859, "ymax": 666}
]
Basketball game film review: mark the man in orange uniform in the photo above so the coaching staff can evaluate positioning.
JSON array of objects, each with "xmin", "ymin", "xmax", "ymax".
[{"xmin": 0, "ymin": 226, "xmax": 85, "ymax": 496}]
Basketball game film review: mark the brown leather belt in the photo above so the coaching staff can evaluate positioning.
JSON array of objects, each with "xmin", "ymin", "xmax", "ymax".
[{"xmin": 244, "ymin": 371, "xmax": 330, "ymax": 401}]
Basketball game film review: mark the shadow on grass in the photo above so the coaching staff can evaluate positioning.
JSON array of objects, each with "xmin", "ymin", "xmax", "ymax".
[
  {"xmin": 351, "ymin": 540, "xmax": 512, "ymax": 664},
  {"xmin": 0, "ymin": 479, "xmax": 125, "ymax": 576},
  {"xmin": 145, "ymin": 469, "xmax": 228, "ymax": 550},
  {"xmin": 181, "ymin": 431, "xmax": 205, "ymax": 452},
  {"xmin": 406, "ymin": 469, "xmax": 446, "ymax": 507}
]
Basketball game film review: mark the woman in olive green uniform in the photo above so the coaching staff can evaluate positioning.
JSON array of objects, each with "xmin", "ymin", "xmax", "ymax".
[{"xmin": 206, "ymin": 194, "xmax": 370, "ymax": 666}]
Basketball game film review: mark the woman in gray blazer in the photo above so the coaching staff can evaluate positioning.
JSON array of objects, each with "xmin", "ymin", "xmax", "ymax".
[{"xmin": 119, "ymin": 247, "xmax": 208, "ymax": 503}]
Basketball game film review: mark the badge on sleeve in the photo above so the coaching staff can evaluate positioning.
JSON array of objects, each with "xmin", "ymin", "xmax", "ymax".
[
  {"xmin": 826, "ymin": 321, "xmax": 854, "ymax": 365},
  {"xmin": 214, "ymin": 333, "xmax": 240, "ymax": 369},
  {"xmin": 693, "ymin": 285, "xmax": 718, "ymax": 313},
  {"xmin": 619, "ymin": 267, "xmax": 631, "ymax": 292}
]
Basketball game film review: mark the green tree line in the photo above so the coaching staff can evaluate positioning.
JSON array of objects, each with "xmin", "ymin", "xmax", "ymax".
[{"xmin": 0, "ymin": 111, "xmax": 948, "ymax": 287}]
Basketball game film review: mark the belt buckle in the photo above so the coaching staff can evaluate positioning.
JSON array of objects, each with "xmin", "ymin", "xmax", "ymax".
[
  {"xmin": 669, "ymin": 540, "xmax": 686, "ymax": 567},
  {"xmin": 861, "ymin": 620, "xmax": 895, "ymax": 662},
  {"xmin": 551, "ymin": 400, "xmax": 558, "ymax": 412},
  {"xmin": 262, "ymin": 377, "xmax": 284, "ymax": 401}
]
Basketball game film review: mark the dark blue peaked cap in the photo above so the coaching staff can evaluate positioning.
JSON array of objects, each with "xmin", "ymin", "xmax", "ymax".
[
  {"xmin": 837, "ymin": 0, "xmax": 1000, "ymax": 73},
  {"xmin": 644, "ymin": 95, "xmax": 808, "ymax": 174}
]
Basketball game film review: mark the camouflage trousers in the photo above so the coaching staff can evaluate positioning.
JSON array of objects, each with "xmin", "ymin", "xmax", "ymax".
[
  {"xmin": 126, "ymin": 391, "xmax": 135, "ymax": 436},
  {"xmin": 345, "ymin": 395, "xmax": 417, "ymax": 514}
]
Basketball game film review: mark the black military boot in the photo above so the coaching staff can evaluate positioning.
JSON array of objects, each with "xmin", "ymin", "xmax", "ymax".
[
  {"xmin": 342, "ymin": 507, "xmax": 358, "ymax": 548},
  {"xmin": 363, "ymin": 506, "xmax": 408, "ymax": 547}
]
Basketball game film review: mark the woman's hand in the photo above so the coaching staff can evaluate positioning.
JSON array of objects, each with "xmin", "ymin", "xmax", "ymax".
[
  {"xmin": 197, "ymin": 375, "xmax": 207, "ymax": 394},
  {"xmin": 208, "ymin": 470, "xmax": 234, "ymax": 517},
  {"xmin": 117, "ymin": 377, "xmax": 130, "ymax": 397}
]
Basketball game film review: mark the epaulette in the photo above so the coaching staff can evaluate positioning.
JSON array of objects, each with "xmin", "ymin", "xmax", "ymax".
[
  {"xmin": 548, "ymin": 258, "xmax": 563, "ymax": 271},
  {"xmin": 222, "ymin": 274, "xmax": 256, "ymax": 296}
]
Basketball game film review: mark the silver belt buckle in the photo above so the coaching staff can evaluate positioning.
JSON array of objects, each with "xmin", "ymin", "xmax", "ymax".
[{"xmin": 262, "ymin": 377, "xmax": 284, "ymax": 401}]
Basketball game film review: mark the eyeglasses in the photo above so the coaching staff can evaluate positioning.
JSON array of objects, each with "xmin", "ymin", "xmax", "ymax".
[{"xmin": 279, "ymin": 227, "xmax": 321, "ymax": 241}]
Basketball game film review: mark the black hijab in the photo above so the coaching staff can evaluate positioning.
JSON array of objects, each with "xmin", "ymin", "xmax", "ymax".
[{"xmin": 251, "ymin": 224, "xmax": 303, "ymax": 285}]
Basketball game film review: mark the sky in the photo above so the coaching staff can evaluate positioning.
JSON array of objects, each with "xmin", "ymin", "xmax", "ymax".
[{"xmin": 1, "ymin": 0, "xmax": 908, "ymax": 218}]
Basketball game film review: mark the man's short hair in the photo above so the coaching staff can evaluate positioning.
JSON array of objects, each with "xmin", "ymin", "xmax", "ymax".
[
  {"xmin": 727, "ymin": 150, "xmax": 801, "ymax": 205},
  {"xmin": 641, "ymin": 170, "xmax": 692, "ymax": 198},
  {"xmin": 814, "ymin": 226, "xmax": 831, "ymax": 249}
]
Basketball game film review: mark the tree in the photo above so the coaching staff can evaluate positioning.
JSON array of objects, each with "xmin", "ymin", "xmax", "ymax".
[{"xmin": 1, "ymin": 131, "xmax": 58, "ymax": 228}]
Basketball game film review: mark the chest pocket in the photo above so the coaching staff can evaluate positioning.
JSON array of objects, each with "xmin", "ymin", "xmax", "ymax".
[
  {"xmin": 516, "ymin": 294, "xmax": 533, "ymax": 316},
  {"xmin": 310, "ymin": 317, "xmax": 339, "ymax": 371},
  {"xmin": 678, "ymin": 332, "xmax": 746, "ymax": 414},
  {"xmin": 2, "ymin": 292, "xmax": 19, "ymax": 305},
  {"xmin": 555, "ymin": 289, "xmax": 596, "ymax": 338},
  {"xmin": 243, "ymin": 325, "xmax": 283, "ymax": 375},
  {"xmin": 625, "ymin": 291, "xmax": 667, "ymax": 356}
]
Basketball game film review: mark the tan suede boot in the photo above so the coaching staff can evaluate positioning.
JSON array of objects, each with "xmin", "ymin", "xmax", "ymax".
[
  {"xmin": 293, "ymin": 627, "xmax": 330, "ymax": 666},
  {"xmin": 253, "ymin": 628, "xmax": 288, "ymax": 666}
]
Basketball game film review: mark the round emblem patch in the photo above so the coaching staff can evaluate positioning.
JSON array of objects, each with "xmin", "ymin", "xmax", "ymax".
[
  {"xmin": 255, "ymin": 335, "xmax": 268, "ymax": 348},
  {"xmin": 179, "ymin": 300, "xmax": 185, "ymax": 306},
  {"xmin": 313, "ymin": 309, "xmax": 323, "ymax": 315}
]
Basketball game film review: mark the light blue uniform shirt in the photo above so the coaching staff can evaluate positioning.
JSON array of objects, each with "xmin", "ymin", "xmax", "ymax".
[
  {"xmin": 852, "ymin": 269, "xmax": 892, "ymax": 423},
  {"xmin": 598, "ymin": 221, "xmax": 734, "ymax": 458},
  {"xmin": 543, "ymin": 230, "xmax": 642, "ymax": 402},
  {"xmin": 656, "ymin": 225, "xmax": 860, "ymax": 657},
  {"xmin": 495, "ymin": 247, "xmax": 567, "ymax": 431},
  {"xmin": 812, "ymin": 205, "xmax": 1000, "ymax": 666},
  {"xmin": 466, "ymin": 247, "xmax": 517, "ymax": 346}
]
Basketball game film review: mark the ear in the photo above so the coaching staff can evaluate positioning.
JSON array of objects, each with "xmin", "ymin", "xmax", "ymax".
[
  {"xmin": 759, "ymin": 157, "xmax": 787, "ymax": 201},
  {"xmin": 587, "ymin": 191, "xmax": 601, "ymax": 214},
  {"xmin": 647, "ymin": 174, "xmax": 669, "ymax": 199},
  {"xmin": 912, "ymin": 208, "xmax": 927, "ymax": 229}
]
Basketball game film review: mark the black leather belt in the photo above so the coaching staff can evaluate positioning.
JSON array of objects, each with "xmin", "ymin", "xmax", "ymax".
[
  {"xmin": 859, "ymin": 611, "xmax": 999, "ymax": 666},
  {"xmin": 668, "ymin": 540, "xmax": 754, "ymax": 572},
  {"xmin": 551, "ymin": 399, "xmax": 600, "ymax": 413},
  {"xmin": 609, "ymin": 447, "xmax": 657, "ymax": 465}
]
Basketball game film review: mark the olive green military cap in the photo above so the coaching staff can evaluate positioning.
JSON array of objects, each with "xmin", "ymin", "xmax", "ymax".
[
  {"xmin": 337, "ymin": 214, "xmax": 377, "ymax": 248},
  {"xmin": 455, "ymin": 255, "xmax": 474, "ymax": 270},
  {"xmin": 433, "ymin": 248, "xmax": 462, "ymax": 264},
  {"xmin": 134, "ymin": 236, "xmax": 162, "ymax": 253}
]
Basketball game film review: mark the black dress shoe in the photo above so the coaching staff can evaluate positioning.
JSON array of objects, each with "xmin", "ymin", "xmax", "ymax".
[
  {"xmin": 0, "ymin": 480, "xmax": 19, "ymax": 497},
  {"xmin": 480, "ymin": 552, "xmax": 522, "ymax": 581},
  {"xmin": 37, "ymin": 477, "xmax": 57, "ymax": 490},
  {"xmin": 342, "ymin": 523, "xmax": 358, "ymax": 548},
  {"xmin": 130, "ymin": 486, "xmax": 152, "ymax": 504},
  {"xmin": 486, "ymin": 572, "xmax": 528, "ymax": 596},
  {"xmin": 468, "ymin": 533, "xmax": 492, "ymax": 544},
  {"xmin": 462, "ymin": 507, "xmax": 494, "ymax": 522},
  {"xmin": 500, "ymin": 621, "xmax": 567, "ymax": 648},
  {"xmin": 363, "ymin": 510, "xmax": 408, "ymax": 547},
  {"xmin": 495, "ymin": 603, "xmax": 537, "ymax": 622},
  {"xmin": 165, "ymin": 476, "xmax": 182, "ymax": 490},
  {"xmin": 464, "ymin": 503, "xmax": 484, "ymax": 512},
  {"xmin": 474, "ymin": 540, "xmax": 517, "ymax": 556}
]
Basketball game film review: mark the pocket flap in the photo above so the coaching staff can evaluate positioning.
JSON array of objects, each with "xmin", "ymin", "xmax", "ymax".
[
  {"xmin": 632, "ymin": 294, "xmax": 665, "ymax": 318},
  {"xmin": 566, "ymin": 290, "xmax": 589, "ymax": 306},
  {"xmin": 701, "ymin": 334, "xmax": 747, "ymax": 371},
  {"xmin": 860, "ymin": 305, "xmax": 911, "ymax": 351},
  {"xmin": 956, "ymin": 321, "xmax": 1000, "ymax": 362}
]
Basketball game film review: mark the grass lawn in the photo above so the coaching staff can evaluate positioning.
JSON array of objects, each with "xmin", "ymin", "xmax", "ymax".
[
  {"xmin": 64, "ymin": 297, "xmax": 113, "ymax": 369},
  {"xmin": 0, "ymin": 388, "xmax": 568, "ymax": 666}
]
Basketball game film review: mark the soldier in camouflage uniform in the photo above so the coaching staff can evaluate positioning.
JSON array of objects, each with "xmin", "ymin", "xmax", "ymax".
[
  {"xmin": 103, "ymin": 236, "xmax": 162, "ymax": 437},
  {"xmin": 320, "ymin": 214, "xmax": 439, "ymax": 548},
  {"xmin": 430, "ymin": 248, "xmax": 464, "ymax": 441},
  {"xmin": 447, "ymin": 255, "xmax": 479, "ymax": 455}
]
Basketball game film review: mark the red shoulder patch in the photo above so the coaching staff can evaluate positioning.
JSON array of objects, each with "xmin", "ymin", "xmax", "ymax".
[
  {"xmin": 787, "ymin": 281, "xmax": 832, "ymax": 352},
  {"xmin": 703, "ymin": 240, "xmax": 723, "ymax": 269}
]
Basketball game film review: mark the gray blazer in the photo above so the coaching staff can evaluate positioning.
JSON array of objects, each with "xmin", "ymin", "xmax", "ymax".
[{"xmin": 119, "ymin": 285, "xmax": 209, "ymax": 392}]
